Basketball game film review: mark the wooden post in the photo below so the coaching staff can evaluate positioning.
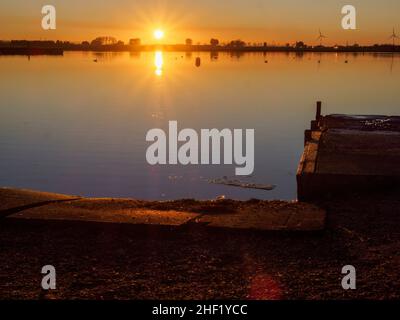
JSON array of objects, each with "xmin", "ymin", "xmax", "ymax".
[
  {"xmin": 310, "ymin": 120, "xmax": 318, "ymax": 131},
  {"xmin": 316, "ymin": 101, "xmax": 322, "ymax": 120},
  {"xmin": 304, "ymin": 129, "xmax": 312, "ymax": 146}
]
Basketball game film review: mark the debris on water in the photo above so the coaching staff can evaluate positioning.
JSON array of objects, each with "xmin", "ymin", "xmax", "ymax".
[
  {"xmin": 168, "ymin": 175, "xmax": 183, "ymax": 181},
  {"xmin": 208, "ymin": 177, "xmax": 276, "ymax": 191},
  {"xmin": 151, "ymin": 111, "xmax": 164, "ymax": 119}
]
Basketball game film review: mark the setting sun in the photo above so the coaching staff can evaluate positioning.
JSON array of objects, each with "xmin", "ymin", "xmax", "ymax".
[{"xmin": 153, "ymin": 29, "xmax": 165, "ymax": 40}]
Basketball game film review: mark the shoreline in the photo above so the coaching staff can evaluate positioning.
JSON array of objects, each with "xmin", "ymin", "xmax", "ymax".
[{"xmin": 2, "ymin": 44, "xmax": 400, "ymax": 56}]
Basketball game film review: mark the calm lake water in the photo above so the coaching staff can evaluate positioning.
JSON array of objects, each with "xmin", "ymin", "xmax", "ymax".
[{"xmin": 1, "ymin": 51, "xmax": 400, "ymax": 200}]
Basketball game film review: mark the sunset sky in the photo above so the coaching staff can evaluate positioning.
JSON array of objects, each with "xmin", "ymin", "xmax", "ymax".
[{"xmin": 1, "ymin": 0, "xmax": 399, "ymax": 45}]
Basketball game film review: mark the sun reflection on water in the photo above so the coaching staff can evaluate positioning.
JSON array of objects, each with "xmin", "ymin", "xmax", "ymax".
[{"xmin": 154, "ymin": 51, "xmax": 163, "ymax": 76}]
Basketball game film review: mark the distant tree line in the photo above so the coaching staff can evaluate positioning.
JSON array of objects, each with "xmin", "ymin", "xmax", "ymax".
[{"xmin": 1, "ymin": 36, "xmax": 400, "ymax": 53}]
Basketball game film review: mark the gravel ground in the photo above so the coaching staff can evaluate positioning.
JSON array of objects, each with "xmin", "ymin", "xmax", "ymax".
[{"xmin": 0, "ymin": 190, "xmax": 399, "ymax": 300}]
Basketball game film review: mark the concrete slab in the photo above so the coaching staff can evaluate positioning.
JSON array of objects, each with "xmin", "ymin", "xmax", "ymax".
[
  {"xmin": 198, "ymin": 203, "xmax": 325, "ymax": 231},
  {"xmin": 0, "ymin": 187, "xmax": 79, "ymax": 211},
  {"xmin": 322, "ymin": 114, "xmax": 400, "ymax": 131},
  {"xmin": 10, "ymin": 199, "xmax": 200, "ymax": 226},
  {"xmin": 1, "ymin": 188, "xmax": 326, "ymax": 231},
  {"xmin": 317, "ymin": 129, "xmax": 400, "ymax": 175},
  {"xmin": 297, "ymin": 112, "xmax": 400, "ymax": 201}
]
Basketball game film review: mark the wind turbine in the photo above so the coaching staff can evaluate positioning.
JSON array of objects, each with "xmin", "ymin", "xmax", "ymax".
[
  {"xmin": 389, "ymin": 27, "xmax": 399, "ymax": 47},
  {"xmin": 388, "ymin": 28, "xmax": 399, "ymax": 70},
  {"xmin": 316, "ymin": 29, "xmax": 327, "ymax": 46}
]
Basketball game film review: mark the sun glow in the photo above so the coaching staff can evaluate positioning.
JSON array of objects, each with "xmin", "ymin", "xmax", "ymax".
[{"xmin": 153, "ymin": 29, "xmax": 165, "ymax": 40}]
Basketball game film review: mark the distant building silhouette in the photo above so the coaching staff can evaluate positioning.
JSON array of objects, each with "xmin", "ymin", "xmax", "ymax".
[
  {"xmin": 91, "ymin": 37, "xmax": 117, "ymax": 46},
  {"xmin": 185, "ymin": 38, "xmax": 193, "ymax": 46},
  {"xmin": 129, "ymin": 38, "xmax": 141, "ymax": 46}
]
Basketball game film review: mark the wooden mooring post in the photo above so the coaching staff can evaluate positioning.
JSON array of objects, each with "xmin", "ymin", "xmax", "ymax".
[{"xmin": 305, "ymin": 101, "xmax": 323, "ymax": 146}]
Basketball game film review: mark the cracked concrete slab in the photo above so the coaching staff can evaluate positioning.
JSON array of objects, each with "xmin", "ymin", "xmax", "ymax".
[
  {"xmin": 1, "ymin": 188, "xmax": 326, "ymax": 231},
  {"xmin": 199, "ymin": 205, "xmax": 325, "ymax": 231}
]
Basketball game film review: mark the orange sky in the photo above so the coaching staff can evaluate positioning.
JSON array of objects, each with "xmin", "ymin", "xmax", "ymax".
[{"xmin": 1, "ymin": 0, "xmax": 400, "ymax": 45}]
